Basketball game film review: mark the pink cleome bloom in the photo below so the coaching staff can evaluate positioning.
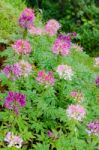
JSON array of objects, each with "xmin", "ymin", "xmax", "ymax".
[
  {"xmin": 70, "ymin": 90, "xmax": 84, "ymax": 102},
  {"xmin": 19, "ymin": 8, "xmax": 35, "ymax": 28},
  {"xmin": 57, "ymin": 64, "xmax": 73, "ymax": 80},
  {"xmin": 45, "ymin": 19, "xmax": 61, "ymax": 36},
  {"xmin": 15, "ymin": 60, "xmax": 32, "ymax": 77},
  {"xmin": 87, "ymin": 121, "xmax": 99, "ymax": 137},
  {"xmin": 12, "ymin": 39, "xmax": 32, "ymax": 55},
  {"xmin": 29, "ymin": 26, "xmax": 44, "ymax": 35},
  {"xmin": 52, "ymin": 34, "xmax": 71, "ymax": 56},
  {"xmin": 66, "ymin": 104, "xmax": 86, "ymax": 121},
  {"xmin": 36, "ymin": 70, "xmax": 55, "ymax": 86},
  {"xmin": 4, "ymin": 132, "xmax": 23, "ymax": 148},
  {"xmin": 95, "ymin": 57, "xmax": 99, "ymax": 66},
  {"xmin": 4, "ymin": 91, "xmax": 26, "ymax": 114}
]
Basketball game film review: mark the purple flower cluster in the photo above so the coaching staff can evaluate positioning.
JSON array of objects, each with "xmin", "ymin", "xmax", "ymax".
[
  {"xmin": 87, "ymin": 121, "xmax": 99, "ymax": 137},
  {"xmin": 52, "ymin": 34, "xmax": 71, "ymax": 56},
  {"xmin": 96, "ymin": 76, "xmax": 99, "ymax": 86},
  {"xmin": 19, "ymin": 8, "xmax": 35, "ymax": 28},
  {"xmin": 2, "ymin": 65, "xmax": 21, "ymax": 80},
  {"xmin": 4, "ymin": 91, "xmax": 26, "ymax": 114}
]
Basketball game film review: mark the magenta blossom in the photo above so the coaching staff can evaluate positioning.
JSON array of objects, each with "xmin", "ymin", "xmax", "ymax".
[
  {"xmin": 96, "ymin": 76, "xmax": 99, "ymax": 86},
  {"xmin": 4, "ymin": 91, "xmax": 26, "ymax": 114},
  {"xmin": 52, "ymin": 34, "xmax": 71, "ymax": 56},
  {"xmin": 19, "ymin": 8, "xmax": 35, "ymax": 28},
  {"xmin": 66, "ymin": 104, "xmax": 86, "ymax": 121},
  {"xmin": 36, "ymin": 70, "xmax": 55, "ymax": 86},
  {"xmin": 45, "ymin": 19, "xmax": 61, "ymax": 36},
  {"xmin": 4, "ymin": 132, "xmax": 23, "ymax": 148},
  {"xmin": 12, "ymin": 39, "xmax": 32, "ymax": 55},
  {"xmin": 87, "ymin": 121, "xmax": 99, "ymax": 137}
]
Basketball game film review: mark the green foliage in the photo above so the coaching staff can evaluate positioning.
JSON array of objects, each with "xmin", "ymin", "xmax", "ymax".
[
  {"xmin": 0, "ymin": 8, "xmax": 99, "ymax": 150},
  {"xmin": 0, "ymin": 0, "xmax": 25, "ymax": 43}
]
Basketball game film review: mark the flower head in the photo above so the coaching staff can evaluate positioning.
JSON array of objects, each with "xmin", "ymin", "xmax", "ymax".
[
  {"xmin": 15, "ymin": 60, "xmax": 32, "ymax": 77},
  {"xmin": 96, "ymin": 76, "xmax": 99, "ymax": 86},
  {"xmin": 19, "ymin": 8, "xmax": 35, "ymax": 28},
  {"xmin": 52, "ymin": 34, "xmax": 71, "ymax": 56},
  {"xmin": 66, "ymin": 104, "xmax": 86, "ymax": 121},
  {"xmin": 36, "ymin": 70, "xmax": 55, "ymax": 86},
  {"xmin": 95, "ymin": 57, "xmax": 99, "ymax": 66},
  {"xmin": 29, "ymin": 26, "xmax": 44, "ymax": 35},
  {"xmin": 12, "ymin": 39, "xmax": 32, "ymax": 55},
  {"xmin": 45, "ymin": 19, "xmax": 61, "ymax": 36},
  {"xmin": 87, "ymin": 121, "xmax": 99, "ymax": 137},
  {"xmin": 2, "ymin": 64, "xmax": 21, "ymax": 80},
  {"xmin": 57, "ymin": 64, "xmax": 73, "ymax": 80},
  {"xmin": 4, "ymin": 91, "xmax": 26, "ymax": 114},
  {"xmin": 4, "ymin": 132, "xmax": 23, "ymax": 148}
]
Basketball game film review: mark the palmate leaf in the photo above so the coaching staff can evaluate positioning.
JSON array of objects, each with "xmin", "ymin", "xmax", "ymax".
[{"xmin": 33, "ymin": 143, "xmax": 49, "ymax": 150}]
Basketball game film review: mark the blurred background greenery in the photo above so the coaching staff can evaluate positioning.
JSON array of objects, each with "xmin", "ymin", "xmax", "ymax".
[{"xmin": 0, "ymin": 0, "xmax": 99, "ymax": 56}]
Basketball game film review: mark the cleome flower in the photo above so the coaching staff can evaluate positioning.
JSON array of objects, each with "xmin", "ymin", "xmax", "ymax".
[
  {"xmin": 44, "ymin": 19, "xmax": 61, "ymax": 36},
  {"xmin": 12, "ymin": 39, "xmax": 32, "ymax": 55},
  {"xmin": 4, "ymin": 132, "xmax": 23, "ymax": 148},
  {"xmin": 15, "ymin": 60, "xmax": 32, "ymax": 77},
  {"xmin": 19, "ymin": 8, "xmax": 35, "ymax": 28},
  {"xmin": 4, "ymin": 91, "xmax": 26, "ymax": 114},
  {"xmin": 87, "ymin": 121, "xmax": 99, "ymax": 137},
  {"xmin": 52, "ymin": 34, "xmax": 71, "ymax": 56},
  {"xmin": 94, "ymin": 57, "xmax": 99, "ymax": 66},
  {"xmin": 66, "ymin": 104, "xmax": 86, "ymax": 121},
  {"xmin": 2, "ymin": 60, "xmax": 32, "ymax": 80},
  {"xmin": 2, "ymin": 64, "xmax": 21, "ymax": 80},
  {"xmin": 56, "ymin": 64, "xmax": 73, "ymax": 80},
  {"xmin": 36, "ymin": 70, "xmax": 55, "ymax": 86}
]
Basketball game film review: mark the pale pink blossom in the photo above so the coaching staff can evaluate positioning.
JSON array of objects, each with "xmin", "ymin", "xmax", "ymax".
[
  {"xmin": 71, "ymin": 43, "xmax": 83, "ymax": 52},
  {"xmin": 57, "ymin": 64, "xmax": 73, "ymax": 80},
  {"xmin": 45, "ymin": 19, "xmax": 61, "ymax": 36},
  {"xmin": 36, "ymin": 70, "xmax": 55, "ymax": 86},
  {"xmin": 29, "ymin": 26, "xmax": 44, "ymax": 35},
  {"xmin": 15, "ymin": 60, "xmax": 32, "ymax": 77},
  {"xmin": 52, "ymin": 35, "xmax": 71, "ymax": 56},
  {"xmin": 12, "ymin": 39, "xmax": 32, "ymax": 55},
  {"xmin": 4, "ymin": 132, "xmax": 23, "ymax": 148},
  {"xmin": 95, "ymin": 57, "xmax": 99, "ymax": 66},
  {"xmin": 66, "ymin": 104, "xmax": 86, "ymax": 121}
]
